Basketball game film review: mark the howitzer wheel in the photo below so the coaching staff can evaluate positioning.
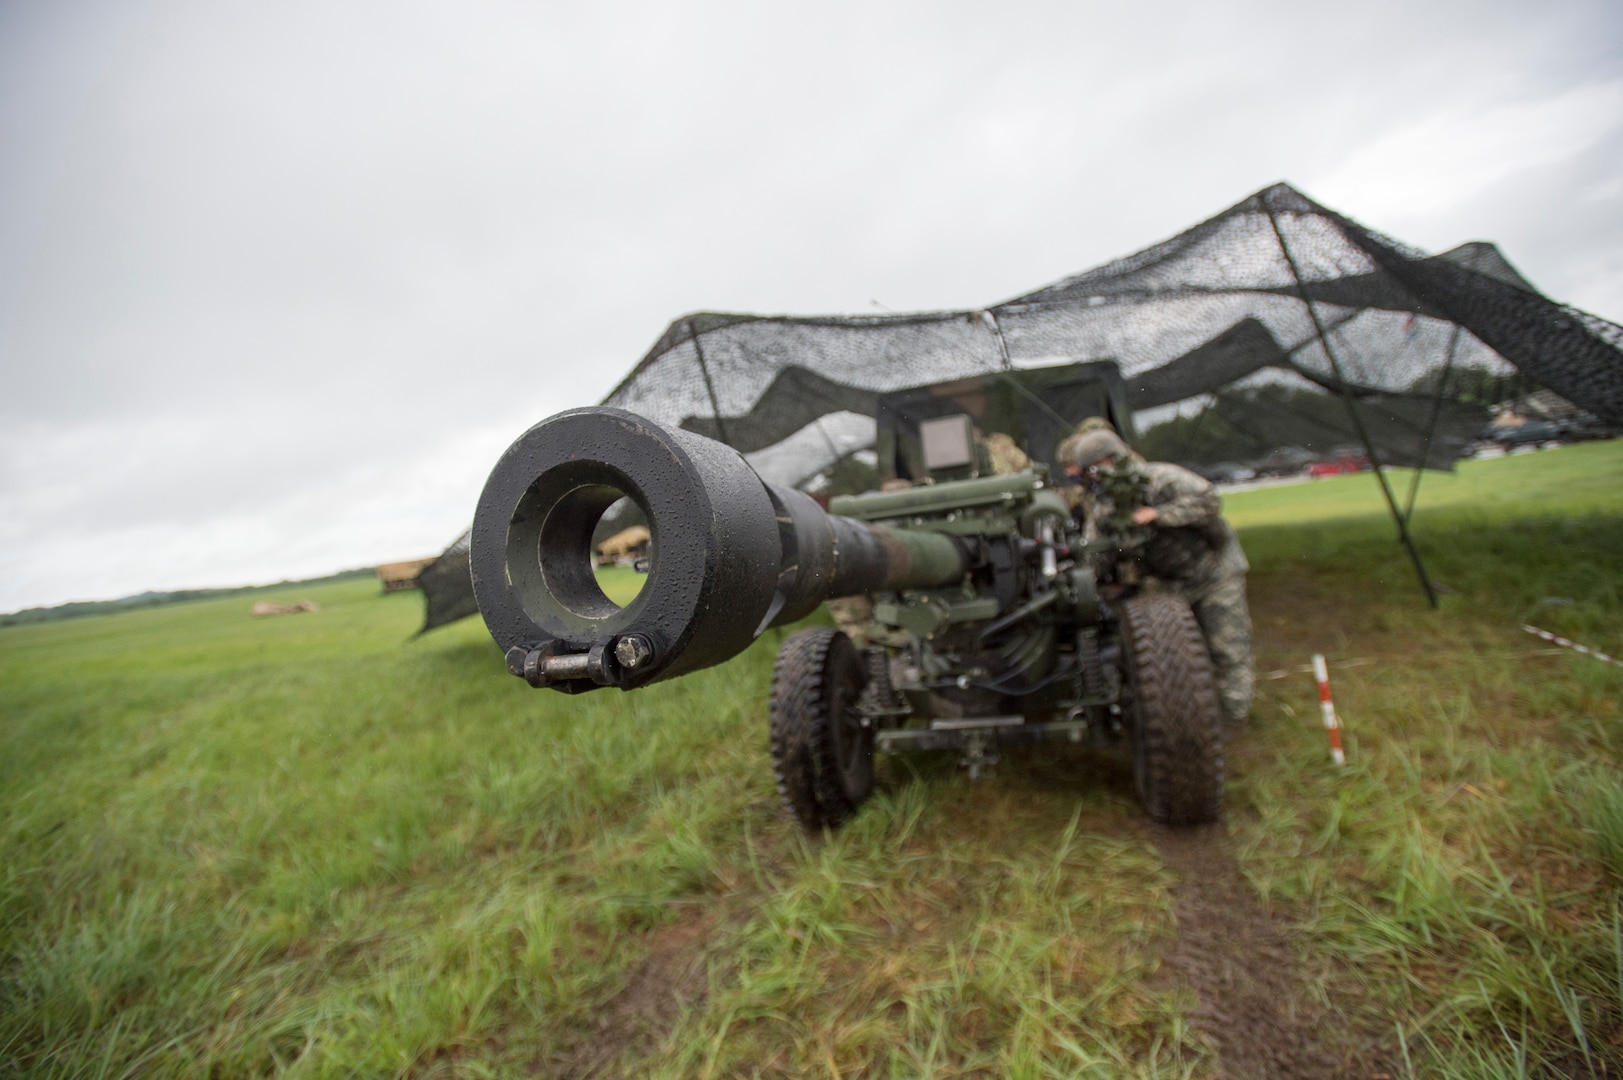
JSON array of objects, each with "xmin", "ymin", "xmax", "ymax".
[
  {"xmin": 770, "ymin": 628, "xmax": 873, "ymax": 831},
  {"xmin": 1120, "ymin": 592, "xmax": 1224, "ymax": 826}
]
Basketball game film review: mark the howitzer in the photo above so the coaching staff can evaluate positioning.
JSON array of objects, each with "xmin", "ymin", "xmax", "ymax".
[{"xmin": 472, "ymin": 405, "xmax": 1225, "ymax": 828}]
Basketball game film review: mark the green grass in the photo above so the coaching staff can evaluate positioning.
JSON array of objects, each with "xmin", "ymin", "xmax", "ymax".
[
  {"xmin": 594, "ymin": 563, "xmax": 646, "ymax": 607},
  {"xmin": 1222, "ymin": 440, "xmax": 1623, "ymax": 1077},
  {"xmin": 2, "ymin": 439, "xmax": 1620, "ymax": 1077},
  {"xmin": 1223, "ymin": 441, "xmax": 1623, "ymax": 530}
]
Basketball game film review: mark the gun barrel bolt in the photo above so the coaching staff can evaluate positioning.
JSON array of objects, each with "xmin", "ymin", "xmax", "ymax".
[{"xmin": 614, "ymin": 634, "xmax": 655, "ymax": 670}]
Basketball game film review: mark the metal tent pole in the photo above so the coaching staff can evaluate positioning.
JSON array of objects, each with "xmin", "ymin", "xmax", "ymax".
[
  {"xmin": 811, "ymin": 416, "xmax": 842, "ymax": 463},
  {"xmin": 1402, "ymin": 323, "xmax": 1463, "ymax": 524},
  {"xmin": 689, "ymin": 318, "xmax": 732, "ymax": 448},
  {"xmin": 1171, "ymin": 396, "xmax": 1219, "ymax": 463},
  {"xmin": 979, "ymin": 309, "xmax": 1083, "ymax": 455},
  {"xmin": 979, "ymin": 310, "xmax": 1016, "ymax": 372},
  {"xmin": 1266, "ymin": 207, "xmax": 1440, "ymax": 608},
  {"xmin": 1203, "ymin": 391, "xmax": 1284, "ymax": 459}
]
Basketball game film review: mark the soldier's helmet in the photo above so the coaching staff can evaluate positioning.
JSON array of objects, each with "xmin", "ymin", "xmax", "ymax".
[{"xmin": 1056, "ymin": 422, "xmax": 1130, "ymax": 470}]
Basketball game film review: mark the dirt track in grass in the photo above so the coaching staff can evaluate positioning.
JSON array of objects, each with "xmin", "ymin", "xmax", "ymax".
[
  {"xmin": 536, "ymin": 807, "xmax": 1395, "ymax": 1079},
  {"xmin": 1145, "ymin": 820, "xmax": 1390, "ymax": 1079},
  {"xmin": 542, "ymin": 908, "xmax": 721, "ymax": 1079}
]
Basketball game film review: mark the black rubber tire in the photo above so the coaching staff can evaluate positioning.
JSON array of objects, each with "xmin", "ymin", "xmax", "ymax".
[
  {"xmin": 769, "ymin": 628, "xmax": 873, "ymax": 831},
  {"xmin": 1120, "ymin": 592, "xmax": 1225, "ymax": 826}
]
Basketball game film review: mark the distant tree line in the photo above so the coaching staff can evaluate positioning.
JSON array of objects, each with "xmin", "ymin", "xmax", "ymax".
[
  {"xmin": 0, "ymin": 568, "xmax": 376, "ymax": 627},
  {"xmin": 1136, "ymin": 385, "xmax": 1353, "ymax": 466},
  {"xmin": 818, "ymin": 454, "xmax": 880, "ymax": 497}
]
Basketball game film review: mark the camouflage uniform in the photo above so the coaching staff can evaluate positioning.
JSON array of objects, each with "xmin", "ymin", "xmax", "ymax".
[
  {"xmin": 827, "ymin": 595, "xmax": 875, "ymax": 645},
  {"xmin": 1099, "ymin": 461, "xmax": 1254, "ymax": 725},
  {"xmin": 982, "ymin": 432, "xmax": 1030, "ymax": 475}
]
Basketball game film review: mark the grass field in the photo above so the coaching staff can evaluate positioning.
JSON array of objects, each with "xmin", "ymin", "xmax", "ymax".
[{"xmin": 3, "ymin": 440, "xmax": 1621, "ymax": 1077}]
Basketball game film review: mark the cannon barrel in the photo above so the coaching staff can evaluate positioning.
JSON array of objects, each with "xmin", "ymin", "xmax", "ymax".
[{"xmin": 471, "ymin": 407, "xmax": 967, "ymax": 692}]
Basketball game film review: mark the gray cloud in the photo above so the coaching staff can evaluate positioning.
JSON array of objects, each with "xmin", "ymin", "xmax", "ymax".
[{"xmin": 1, "ymin": 0, "xmax": 1619, "ymax": 610}]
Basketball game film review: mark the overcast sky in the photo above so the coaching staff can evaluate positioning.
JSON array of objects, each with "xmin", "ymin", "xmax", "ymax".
[{"xmin": 1, "ymin": 0, "xmax": 1619, "ymax": 612}]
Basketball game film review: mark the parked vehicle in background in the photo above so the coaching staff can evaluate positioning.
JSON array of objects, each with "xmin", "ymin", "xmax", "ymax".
[
  {"xmin": 1307, "ymin": 452, "xmax": 1370, "ymax": 478},
  {"xmin": 1203, "ymin": 463, "xmax": 1257, "ymax": 485},
  {"xmin": 1493, "ymin": 419, "xmax": 1565, "ymax": 450},
  {"xmin": 1481, "ymin": 389, "xmax": 1620, "ymax": 454}
]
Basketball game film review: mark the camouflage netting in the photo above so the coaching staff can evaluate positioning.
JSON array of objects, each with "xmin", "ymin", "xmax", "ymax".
[
  {"xmin": 416, "ymin": 531, "xmax": 478, "ymax": 633},
  {"xmin": 419, "ymin": 181, "xmax": 1623, "ymax": 632}
]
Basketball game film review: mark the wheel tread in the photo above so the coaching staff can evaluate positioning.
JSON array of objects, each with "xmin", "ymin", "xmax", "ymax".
[
  {"xmin": 1122, "ymin": 593, "xmax": 1225, "ymax": 826},
  {"xmin": 769, "ymin": 628, "xmax": 869, "ymax": 830}
]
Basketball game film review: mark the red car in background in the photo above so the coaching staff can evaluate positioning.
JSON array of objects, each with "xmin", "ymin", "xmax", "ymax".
[{"xmin": 1307, "ymin": 453, "xmax": 1370, "ymax": 477}]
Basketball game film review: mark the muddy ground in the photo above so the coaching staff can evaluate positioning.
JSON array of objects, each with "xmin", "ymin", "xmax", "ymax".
[
  {"xmin": 1145, "ymin": 822, "xmax": 1391, "ymax": 1079},
  {"xmin": 533, "ymin": 805, "xmax": 1400, "ymax": 1079}
]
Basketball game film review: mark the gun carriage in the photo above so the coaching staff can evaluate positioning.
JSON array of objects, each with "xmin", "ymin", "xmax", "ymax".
[{"xmin": 471, "ymin": 370, "xmax": 1225, "ymax": 829}]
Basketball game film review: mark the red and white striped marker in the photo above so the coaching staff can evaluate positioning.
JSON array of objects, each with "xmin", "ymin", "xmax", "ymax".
[
  {"xmin": 1311, "ymin": 654, "xmax": 1346, "ymax": 766},
  {"xmin": 1522, "ymin": 624, "xmax": 1623, "ymax": 668}
]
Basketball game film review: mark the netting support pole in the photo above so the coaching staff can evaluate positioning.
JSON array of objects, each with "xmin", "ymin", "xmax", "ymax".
[
  {"xmin": 1402, "ymin": 323, "xmax": 1463, "ymax": 524},
  {"xmin": 1171, "ymin": 396, "xmax": 1219, "ymax": 462},
  {"xmin": 812, "ymin": 417, "xmax": 841, "ymax": 462},
  {"xmin": 979, "ymin": 310, "xmax": 1016, "ymax": 372},
  {"xmin": 689, "ymin": 318, "xmax": 732, "ymax": 448},
  {"xmin": 1266, "ymin": 209, "xmax": 1440, "ymax": 609},
  {"xmin": 978, "ymin": 309, "xmax": 1079, "ymax": 450}
]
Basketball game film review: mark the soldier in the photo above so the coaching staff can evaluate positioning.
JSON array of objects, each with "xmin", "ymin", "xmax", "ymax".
[
  {"xmin": 1056, "ymin": 423, "xmax": 1255, "ymax": 726},
  {"xmin": 981, "ymin": 431, "xmax": 1030, "ymax": 476}
]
